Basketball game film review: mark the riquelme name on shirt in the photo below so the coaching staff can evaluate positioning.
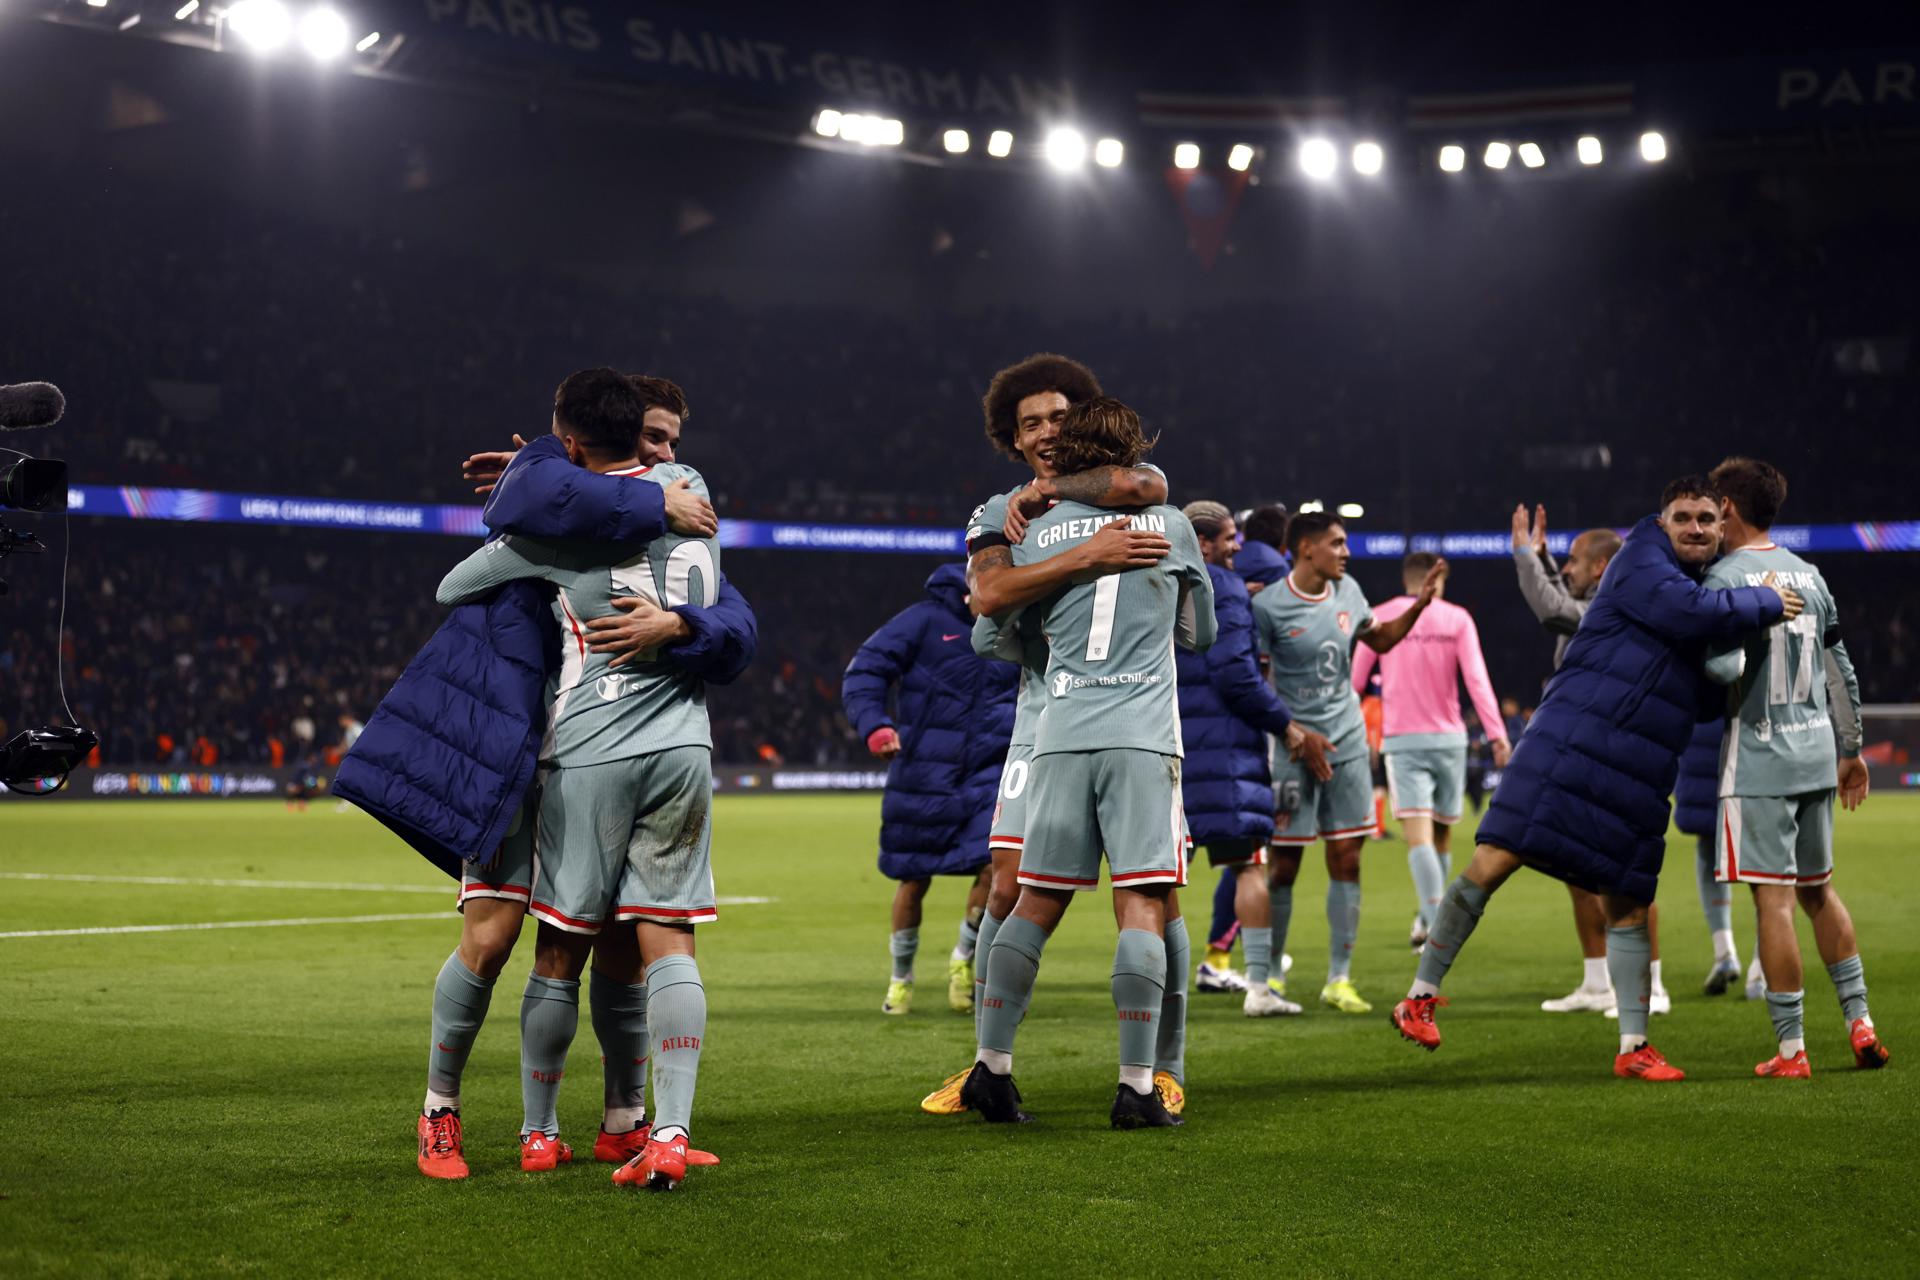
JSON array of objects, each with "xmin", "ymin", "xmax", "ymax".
[{"xmin": 1033, "ymin": 511, "xmax": 1168, "ymax": 550}]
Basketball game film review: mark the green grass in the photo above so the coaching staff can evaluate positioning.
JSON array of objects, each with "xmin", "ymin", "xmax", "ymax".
[{"xmin": 2, "ymin": 796, "xmax": 1915, "ymax": 1277}]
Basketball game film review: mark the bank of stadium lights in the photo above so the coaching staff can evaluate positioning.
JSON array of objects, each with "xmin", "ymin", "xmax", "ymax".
[
  {"xmin": 987, "ymin": 130, "xmax": 1013, "ymax": 158},
  {"xmin": 1639, "ymin": 130, "xmax": 1668, "ymax": 163},
  {"xmin": 1227, "ymin": 144, "xmax": 1254, "ymax": 173},
  {"xmin": 1438, "ymin": 144, "xmax": 1465, "ymax": 173},
  {"xmin": 943, "ymin": 129, "xmax": 970, "ymax": 155},
  {"xmin": 1351, "ymin": 141, "xmax": 1383, "ymax": 176},
  {"xmin": 1298, "ymin": 138, "xmax": 1337, "ymax": 180},
  {"xmin": 1173, "ymin": 143, "xmax": 1200, "ymax": 171},
  {"xmin": 1044, "ymin": 127, "xmax": 1088, "ymax": 171},
  {"xmin": 1577, "ymin": 135, "xmax": 1603, "ymax": 165},
  {"xmin": 1094, "ymin": 137, "xmax": 1124, "ymax": 168},
  {"xmin": 1297, "ymin": 500, "xmax": 1325, "ymax": 514},
  {"xmin": 811, "ymin": 109, "xmax": 903, "ymax": 147}
]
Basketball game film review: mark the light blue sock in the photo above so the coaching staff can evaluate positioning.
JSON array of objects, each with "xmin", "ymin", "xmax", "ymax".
[
  {"xmin": 1766, "ymin": 989, "xmax": 1806, "ymax": 1051},
  {"xmin": 1827, "ymin": 954, "xmax": 1869, "ymax": 1024},
  {"xmin": 979, "ymin": 916, "xmax": 1049, "ymax": 1055},
  {"xmin": 519, "ymin": 974, "xmax": 580, "ymax": 1139},
  {"xmin": 1696, "ymin": 835, "xmax": 1731, "ymax": 935},
  {"xmin": 1439, "ymin": 850, "xmax": 1452, "ymax": 880},
  {"xmin": 955, "ymin": 914, "xmax": 981, "ymax": 960},
  {"xmin": 1243, "ymin": 926, "xmax": 1274, "ymax": 987},
  {"xmin": 889, "ymin": 928, "xmax": 919, "ymax": 982},
  {"xmin": 973, "ymin": 911, "xmax": 1004, "ymax": 1041},
  {"xmin": 1112, "ymin": 929, "xmax": 1167, "ymax": 1073},
  {"xmin": 1270, "ymin": 882, "xmax": 1294, "ymax": 960},
  {"xmin": 1607, "ymin": 924, "xmax": 1653, "ymax": 1042},
  {"xmin": 587, "ymin": 970, "xmax": 648, "ymax": 1123},
  {"xmin": 1414, "ymin": 877, "xmax": 1490, "ymax": 991},
  {"xmin": 1156, "ymin": 916, "xmax": 1189, "ymax": 1083},
  {"xmin": 1408, "ymin": 844, "xmax": 1445, "ymax": 930},
  {"xmin": 1326, "ymin": 880, "xmax": 1361, "ymax": 982},
  {"xmin": 427, "ymin": 952, "xmax": 494, "ymax": 1104},
  {"xmin": 645, "ymin": 954, "xmax": 705, "ymax": 1140}
]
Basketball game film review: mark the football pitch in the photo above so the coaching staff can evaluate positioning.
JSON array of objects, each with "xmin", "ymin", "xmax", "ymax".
[{"xmin": 2, "ymin": 796, "xmax": 1914, "ymax": 1277}]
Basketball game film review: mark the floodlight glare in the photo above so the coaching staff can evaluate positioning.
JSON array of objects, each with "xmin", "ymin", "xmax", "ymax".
[
  {"xmin": 1337, "ymin": 503, "xmax": 1365, "ymax": 519},
  {"xmin": 1173, "ymin": 142, "xmax": 1200, "ymax": 170},
  {"xmin": 812, "ymin": 108, "xmax": 842, "ymax": 138},
  {"xmin": 873, "ymin": 117, "xmax": 904, "ymax": 147},
  {"xmin": 298, "ymin": 6, "xmax": 351, "ymax": 61},
  {"xmin": 837, "ymin": 113, "xmax": 872, "ymax": 144},
  {"xmin": 1044, "ymin": 127, "xmax": 1088, "ymax": 171},
  {"xmin": 1227, "ymin": 143, "xmax": 1255, "ymax": 172},
  {"xmin": 1094, "ymin": 137, "xmax": 1124, "ymax": 168},
  {"xmin": 1483, "ymin": 141, "xmax": 1511, "ymax": 170},
  {"xmin": 1640, "ymin": 130, "xmax": 1667, "ymax": 162},
  {"xmin": 1577, "ymin": 135, "xmax": 1603, "ymax": 165},
  {"xmin": 1351, "ymin": 141, "xmax": 1383, "ymax": 175},
  {"xmin": 1297, "ymin": 138, "xmax": 1337, "ymax": 180},
  {"xmin": 1297, "ymin": 499, "xmax": 1325, "ymax": 514},
  {"xmin": 1438, "ymin": 144, "xmax": 1465, "ymax": 172},
  {"xmin": 355, "ymin": 29, "xmax": 379, "ymax": 51},
  {"xmin": 225, "ymin": 0, "xmax": 292, "ymax": 51},
  {"xmin": 174, "ymin": 0, "xmax": 198, "ymax": 15},
  {"xmin": 987, "ymin": 130, "xmax": 1013, "ymax": 158},
  {"xmin": 86, "ymin": 0, "xmax": 108, "ymax": 8},
  {"xmin": 1518, "ymin": 141, "xmax": 1545, "ymax": 169},
  {"xmin": 943, "ymin": 129, "xmax": 970, "ymax": 154}
]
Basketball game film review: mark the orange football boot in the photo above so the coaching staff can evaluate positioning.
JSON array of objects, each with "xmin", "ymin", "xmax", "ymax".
[
  {"xmin": 1390, "ymin": 995, "xmax": 1447, "ymax": 1051},
  {"xmin": 1614, "ymin": 1043, "xmax": 1686, "ymax": 1081},
  {"xmin": 594, "ymin": 1124, "xmax": 719, "ymax": 1167},
  {"xmin": 1850, "ymin": 1019, "xmax": 1890, "ymax": 1070},
  {"xmin": 611, "ymin": 1133, "xmax": 690, "ymax": 1191},
  {"xmin": 519, "ymin": 1131, "xmax": 574, "ymax": 1171},
  {"xmin": 417, "ymin": 1110, "xmax": 468, "ymax": 1180},
  {"xmin": 1754, "ymin": 1050, "xmax": 1812, "ymax": 1078}
]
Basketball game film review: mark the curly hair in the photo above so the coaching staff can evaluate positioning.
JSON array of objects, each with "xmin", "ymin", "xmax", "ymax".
[
  {"xmin": 627, "ymin": 373, "xmax": 690, "ymax": 422},
  {"xmin": 1049, "ymin": 397, "xmax": 1157, "ymax": 474},
  {"xmin": 980, "ymin": 353, "xmax": 1102, "ymax": 460}
]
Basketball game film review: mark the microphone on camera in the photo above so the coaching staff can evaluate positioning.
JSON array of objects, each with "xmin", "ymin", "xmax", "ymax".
[{"xmin": 0, "ymin": 382, "xmax": 66, "ymax": 430}]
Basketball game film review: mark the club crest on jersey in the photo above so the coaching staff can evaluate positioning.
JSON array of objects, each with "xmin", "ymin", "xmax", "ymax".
[
  {"xmin": 1051, "ymin": 671, "xmax": 1074, "ymax": 698},
  {"xmin": 1336, "ymin": 611, "xmax": 1352, "ymax": 636},
  {"xmin": 595, "ymin": 673, "xmax": 630, "ymax": 701}
]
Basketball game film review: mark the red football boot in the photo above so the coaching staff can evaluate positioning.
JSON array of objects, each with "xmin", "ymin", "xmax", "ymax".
[
  {"xmin": 519, "ymin": 1131, "xmax": 574, "ymax": 1171},
  {"xmin": 417, "ymin": 1110, "xmax": 468, "ymax": 1180},
  {"xmin": 1754, "ymin": 1050, "xmax": 1812, "ymax": 1078},
  {"xmin": 1850, "ymin": 1019, "xmax": 1890, "ymax": 1069},
  {"xmin": 611, "ymin": 1133, "xmax": 690, "ymax": 1191},
  {"xmin": 1614, "ymin": 1043, "xmax": 1686, "ymax": 1081},
  {"xmin": 1390, "ymin": 994, "xmax": 1447, "ymax": 1051},
  {"xmin": 594, "ymin": 1124, "xmax": 719, "ymax": 1168}
]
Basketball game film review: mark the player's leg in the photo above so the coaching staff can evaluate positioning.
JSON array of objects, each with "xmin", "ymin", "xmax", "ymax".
[
  {"xmin": 1792, "ymin": 791, "xmax": 1887, "ymax": 1067},
  {"xmin": 1388, "ymin": 751, "xmax": 1443, "ymax": 947},
  {"xmin": 1232, "ymin": 847, "xmax": 1295, "ymax": 1016},
  {"xmin": 1392, "ymin": 841, "xmax": 1525, "ymax": 1049},
  {"xmin": 884, "ymin": 876, "xmax": 930, "ymax": 1015},
  {"xmin": 1101, "ymin": 751, "xmax": 1186, "ymax": 1129},
  {"xmin": 1316, "ymin": 753, "xmax": 1376, "ymax": 1012},
  {"xmin": 1266, "ymin": 845, "xmax": 1304, "ymax": 997},
  {"xmin": 948, "ymin": 865, "xmax": 990, "ymax": 1014},
  {"xmin": 521, "ymin": 922, "xmax": 593, "ymax": 1163},
  {"xmin": 584, "ymin": 925, "xmax": 651, "ymax": 1161},
  {"xmin": 1749, "ymin": 883, "xmax": 1809, "ymax": 1075},
  {"xmin": 973, "ymin": 748, "xmax": 1033, "ymax": 1024},
  {"xmin": 1696, "ymin": 832, "xmax": 1741, "ymax": 994},
  {"xmin": 1646, "ymin": 901, "xmax": 1670, "ymax": 1014},
  {"xmin": 608, "ymin": 746, "xmax": 718, "ymax": 1188},
  {"xmin": 1198, "ymin": 865, "xmax": 1246, "ymax": 992},
  {"xmin": 1604, "ymin": 894, "xmax": 1684, "ymax": 1080},
  {"xmin": 1543, "ymin": 885, "xmax": 1614, "ymax": 1012}
]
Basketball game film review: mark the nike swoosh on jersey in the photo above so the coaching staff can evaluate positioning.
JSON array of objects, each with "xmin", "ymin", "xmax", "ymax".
[{"xmin": 943, "ymin": 633, "xmax": 965, "ymax": 641}]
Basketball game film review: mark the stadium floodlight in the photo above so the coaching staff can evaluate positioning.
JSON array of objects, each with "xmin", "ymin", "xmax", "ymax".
[
  {"xmin": 1297, "ymin": 499, "xmax": 1325, "ymax": 514},
  {"xmin": 1577, "ymin": 135, "xmax": 1603, "ymax": 165},
  {"xmin": 86, "ymin": 0, "xmax": 108, "ymax": 7},
  {"xmin": 1094, "ymin": 137, "xmax": 1124, "ymax": 168},
  {"xmin": 1351, "ymin": 141, "xmax": 1383, "ymax": 176},
  {"xmin": 1438, "ymin": 144, "xmax": 1465, "ymax": 172},
  {"xmin": 1297, "ymin": 138, "xmax": 1337, "ymax": 180},
  {"xmin": 298, "ymin": 7, "xmax": 351, "ymax": 61},
  {"xmin": 355, "ymin": 30, "xmax": 379, "ymax": 51},
  {"xmin": 1227, "ymin": 143, "xmax": 1255, "ymax": 172},
  {"xmin": 987, "ymin": 129, "xmax": 1013, "ymax": 158},
  {"xmin": 1483, "ymin": 141, "xmax": 1511, "ymax": 170},
  {"xmin": 1173, "ymin": 142, "xmax": 1200, "ymax": 170},
  {"xmin": 225, "ymin": 0, "xmax": 293, "ymax": 52},
  {"xmin": 1337, "ymin": 502, "xmax": 1365, "ymax": 519},
  {"xmin": 1518, "ymin": 142, "xmax": 1545, "ymax": 169},
  {"xmin": 943, "ymin": 129, "xmax": 970, "ymax": 155},
  {"xmin": 812, "ymin": 108, "xmax": 842, "ymax": 138},
  {"xmin": 1044, "ymin": 127, "xmax": 1088, "ymax": 171},
  {"xmin": 175, "ymin": 0, "xmax": 198, "ymax": 14},
  {"xmin": 872, "ymin": 117, "xmax": 904, "ymax": 147},
  {"xmin": 1639, "ymin": 130, "xmax": 1668, "ymax": 162}
]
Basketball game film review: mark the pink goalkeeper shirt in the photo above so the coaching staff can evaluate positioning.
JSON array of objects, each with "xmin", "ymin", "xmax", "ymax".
[{"xmin": 1350, "ymin": 596, "xmax": 1507, "ymax": 746}]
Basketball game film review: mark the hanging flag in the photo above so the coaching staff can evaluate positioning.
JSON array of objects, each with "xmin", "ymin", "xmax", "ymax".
[{"xmin": 1164, "ymin": 167, "xmax": 1249, "ymax": 270}]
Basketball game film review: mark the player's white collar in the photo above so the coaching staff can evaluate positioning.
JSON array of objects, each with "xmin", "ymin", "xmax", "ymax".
[
  {"xmin": 608, "ymin": 464, "xmax": 653, "ymax": 477},
  {"xmin": 1731, "ymin": 535, "xmax": 1776, "ymax": 552},
  {"xmin": 1285, "ymin": 571, "xmax": 1331, "ymax": 602}
]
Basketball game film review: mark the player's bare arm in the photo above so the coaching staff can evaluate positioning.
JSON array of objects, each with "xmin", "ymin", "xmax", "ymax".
[
  {"xmin": 1003, "ymin": 465, "xmax": 1169, "ymax": 541},
  {"xmin": 1360, "ymin": 559, "xmax": 1447, "ymax": 653},
  {"xmin": 1284, "ymin": 721, "xmax": 1336, "ymax": 782},
  {"xmin": 967, "ymin": 522, "xmax": 1171, "ymax": 619}
]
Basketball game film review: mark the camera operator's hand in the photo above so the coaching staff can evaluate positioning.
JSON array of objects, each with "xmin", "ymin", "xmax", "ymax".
[{"xmin": 462, "ymin": 434, "xmax": 529, "ymax": 496}]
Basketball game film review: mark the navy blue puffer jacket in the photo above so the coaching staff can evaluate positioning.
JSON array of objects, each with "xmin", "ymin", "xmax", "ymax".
[
  {"xmin": 334, "ymin": 437, "xmax": 757, "ymax": 877},
  {"xmin": 1177, "ymin": 564, "xmax": 1294, "ymax": 846},
  {"xmin": 841, "ymin": 564, "xmax": 1018, "ymax": 879},
  {"xmin": 1671, "ymin": 718, "xmax": 1723, "ymax": 838},
  {"xmin": 1477, "ymin": 516, "xmax": 1782, "ymax": 902}
]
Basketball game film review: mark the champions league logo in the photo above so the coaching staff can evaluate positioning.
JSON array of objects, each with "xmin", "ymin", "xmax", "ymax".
[{"xmin": 1051, "ymin": 671, "xmax": 1073, "ymax": 698}]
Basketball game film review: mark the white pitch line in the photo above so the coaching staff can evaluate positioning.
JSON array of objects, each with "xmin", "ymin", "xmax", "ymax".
[
  {"xmin": 0, "ymin": 873, "xmax": 775, "ymax": 908},
  {"xmin": 0, "ymin": 912, "xmax": 453, "ymax": 939}
]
